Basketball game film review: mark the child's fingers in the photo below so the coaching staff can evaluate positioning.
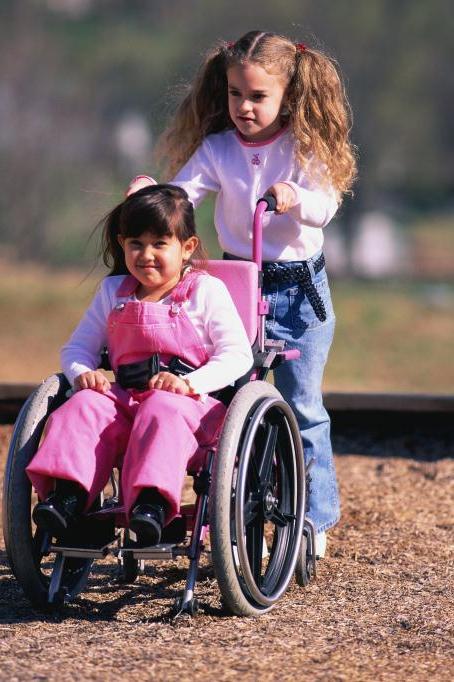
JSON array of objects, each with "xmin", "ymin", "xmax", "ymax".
[
  {"xmin": 149, "ymin": 372, "xmax": 164, "ymax": 389},
  {"xmin": 162, "ymin": 375, "xmax": 181, "ymax": 392},
  {"xmin": 95, "ymin": 373, "xmax": 110, "ymax": 393},
  {"xmin": 74, "ymin": 376, "xmax": 86, "ymax": 391},
  {"xmin": 74, "ymin": 371, "xmax": 109, "ymax": 393},
  {"xmin": 86, "ymin": 373, "xmax": 97, "ymax": 390},
  {"xmin": 75, "ymin": 372, "xmax": 92, "ymax": 391},
  {"xmin": 267, "ymin": 183, "xmax": 296, "ymax": 214},
  {"xmin": 275, "ymin": 186, "xmax": 293, "ymax": 213},
  {"xmin": 275, "ymin": 194, "xmax": 287, "ymax": 213},
  {"xmin": 149, "ymin": 372, "xmax": 189, "ymax": 395},
  {"xmin": 149, "ymin": 371, "xmax": 172, "ymax": 390}
]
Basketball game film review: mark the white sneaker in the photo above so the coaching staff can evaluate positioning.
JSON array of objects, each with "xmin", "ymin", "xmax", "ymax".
[
  {"xmin": 233, "ymin": 537, "xmax": 269, "ymax": 566},
  {"xmin": 315, "ymin": 531, "xmax": 327, "ymax": 559},
  {"xmin": 262, "ymin": 537, "xmax": 269, "ymax": 559}
]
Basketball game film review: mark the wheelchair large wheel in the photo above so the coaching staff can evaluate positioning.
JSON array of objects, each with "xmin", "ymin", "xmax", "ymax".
[
  {"xmin": 209, "ymin": 381, "xmax": 305, "ymax": 616},
  {"xmin": 2, "ymin": 374, "xmax": 92, "ymax": 608}
]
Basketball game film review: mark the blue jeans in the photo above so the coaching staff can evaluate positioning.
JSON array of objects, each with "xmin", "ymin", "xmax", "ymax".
[{"xmin": 263, "ymin": 252, "xmax": 340, "ymax": 533}]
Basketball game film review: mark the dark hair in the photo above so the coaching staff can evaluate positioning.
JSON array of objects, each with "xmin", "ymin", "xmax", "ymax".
[{"xmin": 100, "ymin": 183, "xmax": 206, "ymax": 275}]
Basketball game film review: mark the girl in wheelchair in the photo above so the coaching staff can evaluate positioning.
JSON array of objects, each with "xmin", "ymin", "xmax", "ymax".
[{"xmin": 26, "ymin": 183, "xmax": 253, "ymax": 547}]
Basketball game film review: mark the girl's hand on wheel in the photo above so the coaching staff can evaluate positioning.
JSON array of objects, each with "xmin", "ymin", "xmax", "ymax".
[
  {"xmin": 74, "ymin": 371, "xmax": 111, "ymax": 394},
  {"xmin": 149, "ymin": 371, "xmax": 193, "ymax": 396},
  {"xmin": 265, "ymin": 182, "xmax": 297, "ymax": 214}
]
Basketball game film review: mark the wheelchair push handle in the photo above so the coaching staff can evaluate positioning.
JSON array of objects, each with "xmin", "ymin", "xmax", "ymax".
[
  {"xmin": 253, "ymin": 194, "xmax": 277, "ymax": 268},
  {"xmin": 258, "ymin": 193, "xmax": 278, "ymax": 212}
]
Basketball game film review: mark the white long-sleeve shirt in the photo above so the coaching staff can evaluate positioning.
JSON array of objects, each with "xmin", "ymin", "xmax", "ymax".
[
  {"xmin": 172, "ymin": 127, "xmax": 339, "ymax": 262},
  {"xmin": 61, "ymin": 272, "xmax": 253, "ymax": 396}
]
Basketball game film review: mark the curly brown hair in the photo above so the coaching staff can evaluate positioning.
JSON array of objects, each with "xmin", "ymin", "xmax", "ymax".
[{"xmin": 156, "ymin": 30, "xmax": 357, "ymax": 197}]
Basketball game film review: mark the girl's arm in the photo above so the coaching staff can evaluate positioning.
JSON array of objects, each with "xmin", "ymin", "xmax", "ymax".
[
  {"xmin": 266, "ymin": 154, "xmax": 339, "ymax": 227},
  {"xmin": 126, "ymin": 141, "xmax": 220, "ymax": 206},
  {"xmin": 182, "ymin": 276, "xmax": 253, "ymax": 395},
  {"xmin": 60, "ymin": 279, "xmax": 113, "ymax": 388},
  {"xmin": 171, "ymin": 139, "xmax": 221, "ymax": 208},
  {"xmin": 266, "ymin": 180, "xmax": 338, "ymax": 227},
  {"xmin": 283, "ymin": 181, "xmax": 339, "ymax": 227}
]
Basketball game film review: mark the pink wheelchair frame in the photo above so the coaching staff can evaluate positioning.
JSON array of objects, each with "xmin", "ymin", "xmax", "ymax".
[{"xmin": 3, "ymin": 197, "xmax": 315, "ymax": 617}]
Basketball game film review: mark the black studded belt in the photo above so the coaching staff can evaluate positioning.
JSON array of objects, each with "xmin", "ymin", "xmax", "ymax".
[
  {"xmin": 262, "ymin": 254, "xmax": 327, "ymax": 321},
  {"xmin": 223, "ymin": 251, "xmax": 327, "ymax": 322}
]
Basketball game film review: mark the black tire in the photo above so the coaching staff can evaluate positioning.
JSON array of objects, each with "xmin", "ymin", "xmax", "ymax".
[
  {"xmin": 2, "ymin": 374, "xmax": 92, "ymax": 608},
  {"xmin": 209, "ymin": 381, "xmax": 305, "ymax": 616},
  {"xmin": 116, "ymin": 530, "xmax": 141, "ymax": 584},
  {"xmin": 173, "ymin": 596, "xmax": 199, "ymax": 617},
  {"xmin": 294, "ymin": 532, "xmax": 315, "ymax": 587}
]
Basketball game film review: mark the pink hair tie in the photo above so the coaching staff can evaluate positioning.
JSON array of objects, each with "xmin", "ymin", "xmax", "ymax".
[
  {"xmin": 226, "ymin": 41, "xmax": 235, "ymax": 49},
  {"xmin": 132, "ymin": 175, "xmax": 157, "ymax": 184},
  {"xmin": 295, "ymin": 42, "xmax": 307, "ymax": 53}
]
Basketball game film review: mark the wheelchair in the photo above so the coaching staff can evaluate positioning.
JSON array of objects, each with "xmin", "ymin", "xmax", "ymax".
[{"xmin": 2, "ymin": 196, "xmax": 316, "ymax": 617}]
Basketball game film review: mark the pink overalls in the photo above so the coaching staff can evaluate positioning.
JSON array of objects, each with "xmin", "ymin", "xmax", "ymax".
[{"xmin": 26, "ymin": 271, "xmax": 226, "ymax": 522}]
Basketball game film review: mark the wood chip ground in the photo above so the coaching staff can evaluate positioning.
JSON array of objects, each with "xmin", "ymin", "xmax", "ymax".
[{"xmin": 0, "ymin": 425, "xmax": 452, "ymax": 681}]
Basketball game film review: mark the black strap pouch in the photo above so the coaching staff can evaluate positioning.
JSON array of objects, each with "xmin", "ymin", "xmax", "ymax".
[
  {"xmin": 166, "ymin": 356, "xmax": 196, "ymax": 376},
  {"xmin": 116, "ymin": 354, "xmax": 196, "ymax": 390},
  {"xmin": 116, "ymin": 353, "xmax": 161, "ymax": 391}
]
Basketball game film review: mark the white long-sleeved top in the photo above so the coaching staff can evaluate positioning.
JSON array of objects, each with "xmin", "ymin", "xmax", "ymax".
[
  {"xmin": 61, "ymin": 272, "xmax": 253, "ymax": 396},
  {"xmin": 172, "ymin": 127, "xmax": 339, "ymax": 262}
]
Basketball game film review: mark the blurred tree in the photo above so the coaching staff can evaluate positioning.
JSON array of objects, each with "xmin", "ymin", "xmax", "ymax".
[{"xmin": 0, "ymin": 0, "xmax": 452, "ymax": 262}]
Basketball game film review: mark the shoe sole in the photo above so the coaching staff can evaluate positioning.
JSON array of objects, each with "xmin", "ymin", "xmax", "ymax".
[
  {"xmin": 33, "ymin": 506, "xmax": 68, "ymax": 538},
  {"xmin": 129, "ymin": 518, "xmax": 161, "ymax": 546}
]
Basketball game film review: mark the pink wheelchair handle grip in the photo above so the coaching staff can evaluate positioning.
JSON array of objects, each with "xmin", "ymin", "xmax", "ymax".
[
  {"xmin": 281, "ymin": 349, "xmax": 301, "ymax": 361},
  {"xmin": 253, "ymin": 194, "xmax": 277, "ymax": 268}
]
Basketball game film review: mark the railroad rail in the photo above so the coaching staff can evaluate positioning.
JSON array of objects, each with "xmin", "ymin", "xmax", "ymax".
[
  {"xmin": 1, "ymin": 383, "xmax": 452, "ymax": 461},
  {"xmin": 1, "ymin": 382, "xmax": 453, "ymax": 425}
]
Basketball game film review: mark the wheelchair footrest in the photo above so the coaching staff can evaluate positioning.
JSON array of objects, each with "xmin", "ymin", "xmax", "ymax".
[
  {"xmin": 50, "ymin": 542, "xmax": 112, "ymax": 560},
  {"xmin": 124, "ymin": 543, "xmax": 183, "ymax": 560}
]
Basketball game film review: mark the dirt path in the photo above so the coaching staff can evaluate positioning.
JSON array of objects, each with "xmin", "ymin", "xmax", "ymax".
[{"xmin": 0, "ymin": 425, "xmax": 453, "ymax": 681}]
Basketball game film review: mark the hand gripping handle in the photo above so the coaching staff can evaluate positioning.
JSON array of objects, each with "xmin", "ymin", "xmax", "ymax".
[
  {"xmin": 253, "ymin": 194, "xmax": 276, "ymax": 267},
  {"xmin": 258, "ymin": 193, "xmax": 277, "ymax": 212}
]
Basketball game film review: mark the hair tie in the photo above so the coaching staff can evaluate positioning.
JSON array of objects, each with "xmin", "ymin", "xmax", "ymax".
[
  {"xmin": 226, "ymin": 41, "xmax": 235, "ymax": 49},
  {"xmin": 295, "ymin": 42, "xmax": 307, "ymax": 53}
]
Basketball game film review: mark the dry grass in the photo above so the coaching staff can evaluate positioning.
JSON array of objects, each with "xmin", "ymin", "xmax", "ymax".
[
  {"xmin": 1, "ymin": 259, "xmax": 454, "ymax": 394},
  {"xmin": 0, "ymin": 425, "xmax": 453, "ymax": 681}
]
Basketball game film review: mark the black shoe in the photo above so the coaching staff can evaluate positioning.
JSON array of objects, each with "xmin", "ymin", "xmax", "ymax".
[
  {"xmin": 129, "ymin": 504, "xmax": 165, "ymax": 546},
  {"xmin": 32, "ymin": 493, "xmax": 80, "ymax": 539}
]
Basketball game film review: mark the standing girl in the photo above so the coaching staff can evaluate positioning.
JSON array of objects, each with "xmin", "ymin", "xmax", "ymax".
[
  {"xmin": 129, "ymin": 30, "xmax": 357, "ymax": 556},
  {"xmin": 27, "ymin": 184, "xmax": 253, "ymax": 546}
]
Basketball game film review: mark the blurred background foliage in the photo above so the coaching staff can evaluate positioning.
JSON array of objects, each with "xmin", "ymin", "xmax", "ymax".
[
  {"xmin": 1, "ymin": 0, "xmax": 453, "ymax": 264},
  {"xmin": 0, "ymin": 0, "xmax": 453, "ymax": 391}
]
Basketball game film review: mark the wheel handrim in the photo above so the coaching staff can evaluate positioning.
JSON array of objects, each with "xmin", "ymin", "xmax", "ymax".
[{"xmin": 234, "ymin": 398, "xmax": 305, "ymax": 607}]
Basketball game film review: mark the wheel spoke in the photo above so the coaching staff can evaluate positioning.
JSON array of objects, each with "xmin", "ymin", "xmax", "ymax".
[
  {"xmin": 244, "ymin": 496, "xmax": 260, "ymax": 526},
  {"xmin": 249, "ymin": 456, "xmax": 261, "ymax": 490},
  {"xmin": 270, "ymin": 506, "xmax": 290, "ymax": 527},
  {"xmin": 246, "ymin": 516, "xmax": 264, "ymax": 586},
  {"xmin": 258, "ymin": 422, "xmax": 279, "ymax": 485},
  {"xmin": 32, "ymin": 528, "xmax": 50, "ymax": 565}
]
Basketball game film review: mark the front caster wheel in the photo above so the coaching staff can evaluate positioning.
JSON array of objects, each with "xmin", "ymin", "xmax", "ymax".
[
  {"xmin": 174, "ymin": 596, "xmax": 199, "ymax": 617},
  {"xmin": 116, "ymin": 531, "xmax": 143, "ymax": 584}
]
